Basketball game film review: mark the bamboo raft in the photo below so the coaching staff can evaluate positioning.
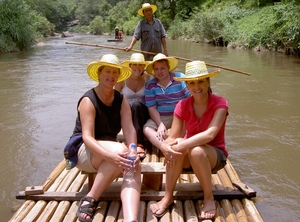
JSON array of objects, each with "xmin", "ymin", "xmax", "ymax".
[{"xmin": 10, "ymin": 145, "xmax": 263, "ymax": 222}]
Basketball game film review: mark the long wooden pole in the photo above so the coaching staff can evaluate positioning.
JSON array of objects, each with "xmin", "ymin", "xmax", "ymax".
[{"xmin": 65, "ymin": 41, "xmax": 251, "ymax": 76}]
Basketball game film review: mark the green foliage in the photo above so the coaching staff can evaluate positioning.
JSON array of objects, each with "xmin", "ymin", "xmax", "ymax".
[
  {"xmin": 75, "ymin": 0, "xmax": 103, "ymax": 26},
  {"xmin": 1, "ymin": 0, "xmax": 299, "ymax": 56},
  {"xmin": 89, "ymin": 16, "xmax": 104, "ymax": 35},
  {"xmin": 0, "ymin": 0, "xmax": 38, "ymax": 52}
]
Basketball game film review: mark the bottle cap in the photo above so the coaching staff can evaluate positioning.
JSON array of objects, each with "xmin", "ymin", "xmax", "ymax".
[{"xmin": 130, "ymin": 143, "xmax": 137, "ymax": 148}]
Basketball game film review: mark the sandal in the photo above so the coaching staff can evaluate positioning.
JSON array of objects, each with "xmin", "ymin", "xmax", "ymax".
[
  {"xmin": 199, "ymin": 203, "xmax": 217, "ymax": 221},
  {"xmin": 76, "ymin": 196, "xmax": 98, "ymax": 222},
  {"xmin": 150, "ymin": 202, "xmax": 174, "ymax": 218},
  {"xmin": 137, "ymin": 144, "xmax": 147, "ymax": 161}
]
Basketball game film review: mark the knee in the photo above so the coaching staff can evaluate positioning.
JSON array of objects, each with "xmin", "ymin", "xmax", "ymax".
[
  {"xmin": 189, "ymin": 146, "xmax": 206, "ymax": 160},
  {"xmin": 115, "ymin": 142, "xmax": 128, "ymax": 153}
]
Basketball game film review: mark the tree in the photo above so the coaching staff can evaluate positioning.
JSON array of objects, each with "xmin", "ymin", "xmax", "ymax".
[{"xmin": 0, "ymin": 0, "xmax": 38, "ymax": 52}]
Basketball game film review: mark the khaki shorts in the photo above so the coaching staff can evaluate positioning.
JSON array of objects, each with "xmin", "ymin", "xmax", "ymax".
[
  {"xmin": 144, "ymin": 115, "xmax": 173, "ymax": 130},
  {"xmin": 76, "ymin": 143, "xmax": 97, "ymax": 173}
]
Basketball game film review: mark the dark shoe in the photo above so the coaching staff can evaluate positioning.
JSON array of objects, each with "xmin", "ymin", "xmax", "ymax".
[{"xmin": 76, "ymin": 196, "xmax": 98, "ymax": 222}]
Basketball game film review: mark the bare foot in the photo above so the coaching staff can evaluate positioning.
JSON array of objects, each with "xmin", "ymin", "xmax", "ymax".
[
  {"xmin": 199, "ymin": 200, "xmax": 216, "ymax": 220},
  {"xmin": 150, "ymin": 198, "xmax": 174, "ymax": 217}
]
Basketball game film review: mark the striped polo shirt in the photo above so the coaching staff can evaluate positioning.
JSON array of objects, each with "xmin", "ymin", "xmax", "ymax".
[{"xmin": 145, "ymin": 72, "xmax": 190, "ymax": 116}]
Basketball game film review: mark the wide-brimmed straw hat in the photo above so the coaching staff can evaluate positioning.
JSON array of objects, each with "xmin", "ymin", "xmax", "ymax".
[
  {"xmin": 87, "ymin": 54, "xmax": 131, "ymax": 82},
  {"xmin": 146, "ymin": 53, "xmax": 178, "ymax": 75},
  {"xmin": 138, "ymin": 3, "xmax": 157, "ymax": 16},
  {"xmin": 174, "ymin": 61, "xmax": 220, "ymax": 81},
  {"xmin": 121, "ymin": 53, "xmax": 150, "ymax": 67}
]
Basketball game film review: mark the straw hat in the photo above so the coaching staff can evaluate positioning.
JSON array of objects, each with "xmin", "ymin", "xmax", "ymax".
[
  {"xmin": 87, "ymin": 54, "xmax": 131, "ymax": 82},
  {"xmin": 121, "ymin": 53, "xmax": 150, "ymax": 67},
  {"xmin": 138, "ymin": 3, "xmax": 157, "ymax": 16},
  {"xmin": 174, "ymin": 61, "xmax": 220, "ymax": 81},
  {"xmin": 146, "ymin": 53, "xmax": 178, "ymax": 75}
]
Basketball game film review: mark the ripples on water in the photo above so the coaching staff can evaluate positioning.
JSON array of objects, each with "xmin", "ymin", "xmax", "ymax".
[{"xmin": 0, "ymin": 34, "xmax": 299, "ymax": 221}]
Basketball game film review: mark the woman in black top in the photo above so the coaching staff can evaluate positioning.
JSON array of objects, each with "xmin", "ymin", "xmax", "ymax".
[{"xmin": 74, "ymin": 54, "xmax": 141, "ymax": 222}]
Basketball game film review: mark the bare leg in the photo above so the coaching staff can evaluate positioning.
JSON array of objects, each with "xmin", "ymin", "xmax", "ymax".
[
  {"xmin": 121, "ymin": 162, "xmax": 141, "ymax": 221},
  {"xmin": 189, "ymin": 145, "xmax": 217, "ymax": 219},
  {"xmin": 150, "ymin": 152, "xmax": 187, "ymax": 215},
  {"xmin": 143, "ymin": 126, "xmax": 163, "ymax": 149}
]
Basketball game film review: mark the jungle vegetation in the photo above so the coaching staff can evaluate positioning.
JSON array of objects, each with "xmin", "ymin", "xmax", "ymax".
[{"xmin": 0, "ymin": 0, "xmax": 299, "ymax": 56}]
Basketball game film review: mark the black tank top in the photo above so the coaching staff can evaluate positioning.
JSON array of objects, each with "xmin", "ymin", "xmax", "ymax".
[{"xmin": 72, "ymin": 88, "xmax": 123, "ymax": 141}]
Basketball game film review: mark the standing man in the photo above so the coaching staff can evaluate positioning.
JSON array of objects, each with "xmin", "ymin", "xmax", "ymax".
[
  {"xmin": 125, "ymin": 3, "xmax": 168, "ymax": 61},
  {"xmin": 115, "ymin": 26, "xmax": 119, "ymax": 39}
]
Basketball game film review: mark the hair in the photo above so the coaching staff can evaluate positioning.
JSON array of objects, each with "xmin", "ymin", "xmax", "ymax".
[
  {"xmin": 97, "ymin": 66, "xmax": 104, "ymax": 74},
  {"xmin": 153, "ymin": 59, "xmax": 170, "ymax": 70}
]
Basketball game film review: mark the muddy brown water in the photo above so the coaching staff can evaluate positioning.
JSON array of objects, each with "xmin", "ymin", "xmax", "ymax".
[{"xmin": 0, "ymin": 34, "xmax": 299, "ymax": 221}]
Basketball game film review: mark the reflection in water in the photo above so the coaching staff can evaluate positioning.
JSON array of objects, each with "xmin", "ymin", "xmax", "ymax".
[{"xmin": 0, "ymin": 34, "xmax": 299, "ymax": 221}]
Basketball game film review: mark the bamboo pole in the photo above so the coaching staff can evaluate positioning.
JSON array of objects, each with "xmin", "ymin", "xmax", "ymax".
[{"xmin": 65, "ymin": 41, "xmax": 251, "ymax": 76}]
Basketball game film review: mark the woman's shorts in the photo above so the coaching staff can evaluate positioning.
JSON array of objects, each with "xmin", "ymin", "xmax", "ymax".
[
  {"xmin": 76, "ymin": 143, "xmax": 97, "ymax": 173},
  {"xmin": 211, "ymin": 148, "xmax": 227, "ymax": 174},
  {"xmin": 183, "ymin": 147, "xmax": 227, "ymax": 174},
  {"xmin": 144, "ymin": 115, "xmax": 173, "ymax": 129}
]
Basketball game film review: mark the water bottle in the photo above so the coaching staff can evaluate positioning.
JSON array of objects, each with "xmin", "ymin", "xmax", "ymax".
[{"xmin": 123, "ymin": 143, "xmax": 137, "ymax": 182}]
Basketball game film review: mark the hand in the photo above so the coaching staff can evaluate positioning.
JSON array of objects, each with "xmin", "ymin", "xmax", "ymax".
[
  {"xmin": 163, "ymin": 49, "xmax": 168, "ymax": 56},
  {"xmin": 156, "ymin": 123, "xmax": 168, "ymax": 141},
  {"xmin": 161, "ymin": 143, "xmax": 181, "ymax": 168},
  {"xmin": 124, "ymin": 46, "xmax": 132, "ymax": 52}
]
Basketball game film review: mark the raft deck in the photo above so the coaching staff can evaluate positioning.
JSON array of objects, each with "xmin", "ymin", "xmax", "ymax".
[{"xmin": 11, "ymin": 145, "xmax": 263, "ymax": 222}]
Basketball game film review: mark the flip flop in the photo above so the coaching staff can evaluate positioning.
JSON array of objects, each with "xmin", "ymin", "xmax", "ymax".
[
  {"xmin": 199, "ymin": 203, "xmax": 217, "ymax": 221},
  {"xmin": 137, "ymin": 144, "xmax": 147, "ymax": 161},
  {"xmin": 150, "ymin": 202, "xmax": 173, "ymax": 218}
]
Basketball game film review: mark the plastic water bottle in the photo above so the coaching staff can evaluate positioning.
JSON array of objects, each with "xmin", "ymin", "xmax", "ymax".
[{"xmin": 123, "ymin": 143, "xmax": 137, "ymax": 182}]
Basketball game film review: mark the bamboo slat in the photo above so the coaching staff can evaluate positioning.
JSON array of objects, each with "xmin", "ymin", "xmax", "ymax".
[
  {"xmin": 224, "ymin": 159, "xmax": 241, "ymax": 183},
  {"xmin": 220, "ymin": 199, "xmax": 238, "ymax": 222},
  {"xmin": 22, "ymin": 200, "xmax": 47, "ymax": 222},
  {"xmin": 243, "ymin": 198, "xmax": 264, "ymax": 222},
  {"xmin": 138, "ymin": 201, "xmax": 147, "ymax": 222},
  {"xmin": 93, "ymin": 201, "xmax": 108, "ymax": 221},
  {"xmin": 183, "ymin": 200, "xmax": 198, "ymax": 222},
  {"xmin": 231, "ymin": 199, "xmax": 248, "ymax": 222},
  {"xmin": 105, "ymin": 200, "xmax": 121, "ymax": 222},
  {"xmin": 49, "ymin": 201, "xmax": 71, "ymax": 222},
  {"xmin": 146, "ymin": 201, "xmax": 158, "ymax": 222},
  {"xmin": 8, "ymin": 200, "xmax": 36, "ymax": 222},
  {"xmin": 36, "ymin": 201, "xmax": 58, "ymax": 222},
  {"xmin": 63, "ymin": 201, "xmax": 79, "ymax": 222},
  {"xmin": 215, "ymin": 201, "xmax": 226, "ymax": 222},
  {"xmin": 40, "ymin": 160, "xmax": 66, "ymax": 190},
  {"xmin": 171, "ymin": 200, "xmax": 184, "ymax": 222}
]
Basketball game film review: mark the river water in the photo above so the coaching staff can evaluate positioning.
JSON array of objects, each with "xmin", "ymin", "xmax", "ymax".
[{"xmin": 0, "ymin": 34, "xmax": 299, "ymax": 221}]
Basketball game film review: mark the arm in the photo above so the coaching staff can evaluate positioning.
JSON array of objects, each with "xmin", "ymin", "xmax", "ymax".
[
  {"xmin": 161, "ymin": 37, "xmax": 168, "ymax": 56},
  {"xmin": 125, "ymin": 36, "xmax": 138, "ymax": 52},
  {"xmin": 120, "ymin": 96, "xmax": 137, "ymax": 145},
  {"xmin": 79, "ymin": 97, "xmax": 109, "ymax": 158},
  {"xmin": 172, "ymin": 108, "xmax": 227, "ymax": 153}
]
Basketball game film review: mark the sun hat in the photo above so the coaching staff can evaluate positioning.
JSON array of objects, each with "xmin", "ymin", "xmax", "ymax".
[
  {"xmin": 173, "ymin": 61, "xmax": 221, "ymax": 81},
  {"xmin": 87, "ymin": 54, "xmax": 132, "ymax": 82},
  {"xmin": 146, "ymin": 53, "xmax": 178, "ymax": 75},
  {"xmin": 138, "ymin": 3, "xmax": 157, "ymax": 16},
  {"xmin": 121, "ymin": 53, "xmax": 150, "ymax": 67}
]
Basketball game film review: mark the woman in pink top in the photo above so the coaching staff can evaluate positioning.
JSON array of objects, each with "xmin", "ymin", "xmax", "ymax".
[{"xmin": 150, "ymin": 61, "xmax": 228, "ymax": 221}]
